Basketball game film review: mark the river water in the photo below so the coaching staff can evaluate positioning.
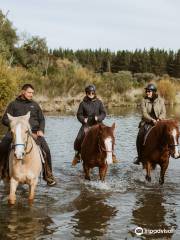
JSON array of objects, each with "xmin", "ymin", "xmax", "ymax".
[{"xmin": 0, "ymin": 106, "xmax": 180, "ymax": 240}]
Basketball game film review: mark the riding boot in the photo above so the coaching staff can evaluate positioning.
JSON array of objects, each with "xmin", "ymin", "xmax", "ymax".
[
  {"xmin": 41, "ymin": 150, "xmax": 56, "ymax": 186},
  {"xmin": 72, "ymin": 151, "xmax": 81, "ymax": 166},
  {"xmin": 133, "ymin": 157, "xmax": 141, "ymax": 165},
  {"xmin": 134, "ymin": 127, "xmax": 144, "ymax": 165}
]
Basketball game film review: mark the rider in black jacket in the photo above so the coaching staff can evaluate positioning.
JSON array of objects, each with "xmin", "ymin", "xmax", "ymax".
[
  {"xmin": 72, "ymin": 84, "xmax": 118, "ymax": 165},
  {"xmin": 0, "ymin": 84, "xmax": 56, "ymax": 186}
]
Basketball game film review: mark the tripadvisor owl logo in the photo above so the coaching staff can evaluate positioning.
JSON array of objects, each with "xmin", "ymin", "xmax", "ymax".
[{"xmin": 135, "ymin": 227, "xmax": 143, "ymax": 236}]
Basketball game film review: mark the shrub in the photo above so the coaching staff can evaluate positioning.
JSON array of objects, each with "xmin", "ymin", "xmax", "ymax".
[
  {"xmin": 157, "ymin": 78, "xmax": 176, "ymax": 103},
  {"xmin": 0, "ymin": 57, "xmax": 17, "ymax": 110}
]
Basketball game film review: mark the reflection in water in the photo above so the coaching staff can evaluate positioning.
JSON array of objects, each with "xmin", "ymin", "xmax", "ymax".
[
  {"xmin": 131, "ymin": 189, "xmax": 177, "ymax": 239},
  {"xmin": 71, "ymin": 188, "xmax": 117, "ymax": 238},
  {"xmin": 0, "ymin": 204, "xmax": 55, "ymax": 240},
  {"xmin": 0, "ymin": 106, "xmax": 180, "ymax": 239}
]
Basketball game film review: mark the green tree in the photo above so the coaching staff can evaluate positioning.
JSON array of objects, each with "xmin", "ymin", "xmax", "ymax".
[{"xmin": 0, "ymin": 10, "xmax": 18, "ymax": 62}]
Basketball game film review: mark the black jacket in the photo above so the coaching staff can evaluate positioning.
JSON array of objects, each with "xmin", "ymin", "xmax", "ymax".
[
  {"xmin": 2, "ymin": 96, "xmax": 45, "ymax": 133},
  {"xmin": 77, "ymin": 96, "xmax": 106, "ymax": 126}
]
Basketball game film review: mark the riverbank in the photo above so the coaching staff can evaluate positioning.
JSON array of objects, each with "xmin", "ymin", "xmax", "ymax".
[
  {"xmin": 34, "ymin": 88, "xmax": 142, "ymax": 113},
  {"xmin": 35, "ymin": 87, "xmax": 180, "ymax": 113}
]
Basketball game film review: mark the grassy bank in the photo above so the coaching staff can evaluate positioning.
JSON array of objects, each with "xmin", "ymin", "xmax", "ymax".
[{"xmin": 0, "ymin": 56, "xmax": 179, "ymax": 113}]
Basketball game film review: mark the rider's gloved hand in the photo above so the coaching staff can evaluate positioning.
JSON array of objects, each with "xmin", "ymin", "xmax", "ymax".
[{"xmin": 152, "ymin": 119, "xmax": 157, "ymax": 125}]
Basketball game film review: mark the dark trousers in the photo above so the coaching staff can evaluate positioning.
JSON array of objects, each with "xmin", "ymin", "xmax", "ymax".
[
  {"xmin": 0, "ymin": 132, "xmax": 12, "ymax": 178},
  {"xmin": 35, "ymin": 136, "xmax": 52, "ymax": 171},
  {"xmin": 0, "ymin": 132, "xmax": 53, "ymax": 177},
  {"xmin": 74, "ymin": 125, "xmax": 89, "ymax": 152},
  {"xmin": 136, "ymin": 123, "xmax": 153, "ymax": 160}
]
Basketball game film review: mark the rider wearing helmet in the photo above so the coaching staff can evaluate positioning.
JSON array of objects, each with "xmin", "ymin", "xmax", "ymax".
[
  {"xmin": 134, "ymin": 83, "xmax": 166, "ymax": 165},
  {"xmin": 72, "ymin": 84, "xmax": 118, "ymax": 165}
]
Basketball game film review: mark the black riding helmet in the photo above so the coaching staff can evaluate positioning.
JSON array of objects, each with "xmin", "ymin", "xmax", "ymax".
[
  {"xmin": 145, "ymin": 83, "xmax": 157, "ymax": 92},
  {"xmin": 85, "ymin": 84, "xmax": 96, "ymax": 93}
]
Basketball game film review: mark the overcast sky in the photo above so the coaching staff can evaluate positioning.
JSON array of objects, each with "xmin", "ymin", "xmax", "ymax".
[{"xmin": 1, "ymin": 0, "xmax": 180, "ymax": 51}]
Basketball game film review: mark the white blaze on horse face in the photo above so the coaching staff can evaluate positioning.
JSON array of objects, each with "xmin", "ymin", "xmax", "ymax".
[
  {"xmin": 15, "ymin": 123, "xmax": 25, "ymax": 159},
  {"xmin": 172, "ymin": 128, "xmax": 179, "ymax": 158},
  {"xmin": 104, "ymin": 137, "xmax": 113, "ymax": 164}
]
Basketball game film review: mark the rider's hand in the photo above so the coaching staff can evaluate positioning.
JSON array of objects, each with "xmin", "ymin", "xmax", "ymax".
[
  {"xmin": 152, "ymin": 119, "xmax": 157, "ymax": 125},
  {"xmin": 95, "ymin": 116, "xmax": 98, "ymax": 121},
  {"xmin": 84, "ymin": 118, "xmax": 88, "ymax": 123},
  {"xmin": 37, "ymin": 130, "xmax": 44, "ymax": 137}
]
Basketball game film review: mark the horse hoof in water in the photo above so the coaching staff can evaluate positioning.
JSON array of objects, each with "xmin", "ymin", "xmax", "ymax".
[
  {"xmin": 85, "ymin": 176, "xmax": 91, "ymax": 181},
  {"xmin": 145, "ymin": 175, "xmax": 151, "ymax": 182},
  {"xmin": 159, "ymin": 178, "xmax": 164, "ymax": 185},
  {"xmin": 28, "ymin": 198, "xmax": 34, "ymax": 205},
  {"xmin": 8, "ymin": 198, "xmax": 16, "ymax": 205}
]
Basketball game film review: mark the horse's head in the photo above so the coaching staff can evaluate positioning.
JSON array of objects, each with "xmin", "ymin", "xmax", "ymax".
[
  {"xmin": 98, "ymin": 123, "xmax": 115, "ymax": 164},
  {"xmin": 165, "ymin": 121, "xmax": 180, "ymax": 159},
  {"xmin": 8, "ymin": 112, "xmax": 31, "ymax": 160}
]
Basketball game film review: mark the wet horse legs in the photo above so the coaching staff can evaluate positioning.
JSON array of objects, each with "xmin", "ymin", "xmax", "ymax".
[
  {"xmin": 28, "ymin": 178, "xmax": 38, "ymax": 204},
  {"xmin": 83, "ymin": 163, "xmax": 91, "ymax": 180},
  {"xmin": 145, "ymin": 161, "xmax": 151, "ymax": 182},
  {"xmin": 159, "ymin": 160, "xmax": 169, "ymax": 185},
  {"xmin": 8, "ymin": 178, "xmax": 18, "ymax": 205},
  {"xmin": 99, "ymin": 164, "xmax": 108, "ymax": 182}
]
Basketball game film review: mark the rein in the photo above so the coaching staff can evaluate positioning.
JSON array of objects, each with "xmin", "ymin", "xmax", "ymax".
[
  {"xmin": 12, "ymin": 130, "xmax": 33, "ymax": 156},
  {"xmin": 168, "ymin": 143, "xmax": 179, "ymax": 150},
  {"xmin": 99, "ymin": 146, "xmax": 113, "ymax": 153}
]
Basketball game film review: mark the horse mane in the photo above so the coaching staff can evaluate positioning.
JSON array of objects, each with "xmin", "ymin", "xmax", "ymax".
[
  {"xmin": 82, "ymin": 125, "xmax": 102, "ymax": 154},
  {"xmin": 82, "ymin": 124, "xmax": 115, "ymax": 155},
  {"xmin": 143, "ymin": 119, "xmax": 179, "ymax": 153}
]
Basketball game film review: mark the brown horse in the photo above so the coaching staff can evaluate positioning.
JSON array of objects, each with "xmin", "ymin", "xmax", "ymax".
[
  {"xmin": 141, "ymin": 120, "xmax": 180, "ymax": 184},
  {"xmin": 81, "ymin": 123, "xmax": 115, "ymax": 181}
]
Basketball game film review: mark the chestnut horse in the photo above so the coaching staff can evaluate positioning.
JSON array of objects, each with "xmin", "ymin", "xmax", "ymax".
[
  {"xmin": 141, "ymin": 120, "xmax": 180, "ymax": 184},
  {"xmin": 7, "ymin": 112, "xmax": 42, "ymax": 204},
  {"xmin": 81, "ymin": 123, "xmax": 115, "ymax": 181}
]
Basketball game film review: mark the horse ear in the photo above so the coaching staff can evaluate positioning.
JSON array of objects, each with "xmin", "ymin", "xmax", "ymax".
[
  {"xmin": 111, "ymin": 122, "xmax": 115, "ymax": 131},
  {"xmin": 7, "ymin": 113, "xmax": 14, "ymax": 122}
]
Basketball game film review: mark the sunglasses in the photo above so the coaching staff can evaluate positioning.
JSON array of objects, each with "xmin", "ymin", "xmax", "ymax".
[
  {"xmin": 146, "ymin": 90, "xmax": 153, "ymax": 93},
  {"xmin": 87, "ymin": 91, "xmax": 95, "ymax": 95}
]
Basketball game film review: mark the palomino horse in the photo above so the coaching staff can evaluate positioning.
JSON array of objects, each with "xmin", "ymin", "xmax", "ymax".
[
  {"xmin": 141, "ymin": 120, "xmax": 180, "ymax": 184},
  {"xmin": 7, "ymin": 112, "xmax": 42, "ymax": 204},
  {"xmin": 81, "ymin": 123, "xmax": 115, "ymax": 181}
]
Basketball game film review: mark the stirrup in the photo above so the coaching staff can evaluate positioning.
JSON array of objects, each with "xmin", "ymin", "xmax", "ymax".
[{"xmin": 46, "ymin": 176, "xmax": 56, "ymax": 186}]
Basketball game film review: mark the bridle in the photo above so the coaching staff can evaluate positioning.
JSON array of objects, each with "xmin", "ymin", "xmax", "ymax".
[
  {"xmin": 12, "ymin": 128, "xmax": 33, "ymax": 157},
  {"xmin": 98, "ymin": 135, "xmax": 115, "ymax": 153}
]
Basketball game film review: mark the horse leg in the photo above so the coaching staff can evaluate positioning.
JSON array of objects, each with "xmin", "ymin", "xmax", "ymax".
[
  {"xmin": 145, "ymin": 161, "xmax": 151, "ymax": 182},
  {"xmin": 83, "ymin": 164, "xmax": 91, "ymax": 181},
  {"xmin": 8, "ymin": 178, "xmax": 18, "ymax": 205},
  {"xmin": 28, "ymin": 178, "xmax": 38, "ymax": 204},
  {"xmin": 159, "ymin": 160, "xmax": 169, "ymax": 185},
  {"xmin": 99, "ymin": 165, "xmax": 108, "ymax": 182}
]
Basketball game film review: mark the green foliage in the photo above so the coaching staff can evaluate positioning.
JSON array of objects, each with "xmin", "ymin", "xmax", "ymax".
[
  {"xmin": 0, "ymin": 10, "xmax": 18, "ymax": 61},
  {"xmin": 0, "ymin": 8, "xmax": 180, "ymax": 108},
  {"xmin": 100, "ymin": 71, "xmax": 133, "ymax": 97},
  {"xmin": 133, "ymin": 72, "xmax": 156, "ymax": 86},
  {"xmin": 15, "ymin": 36, "xmax": 49, "ymax": 74},
  {"xmin": 0, "ymin": 57, "xmax": 17, "ymax": 110}
]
